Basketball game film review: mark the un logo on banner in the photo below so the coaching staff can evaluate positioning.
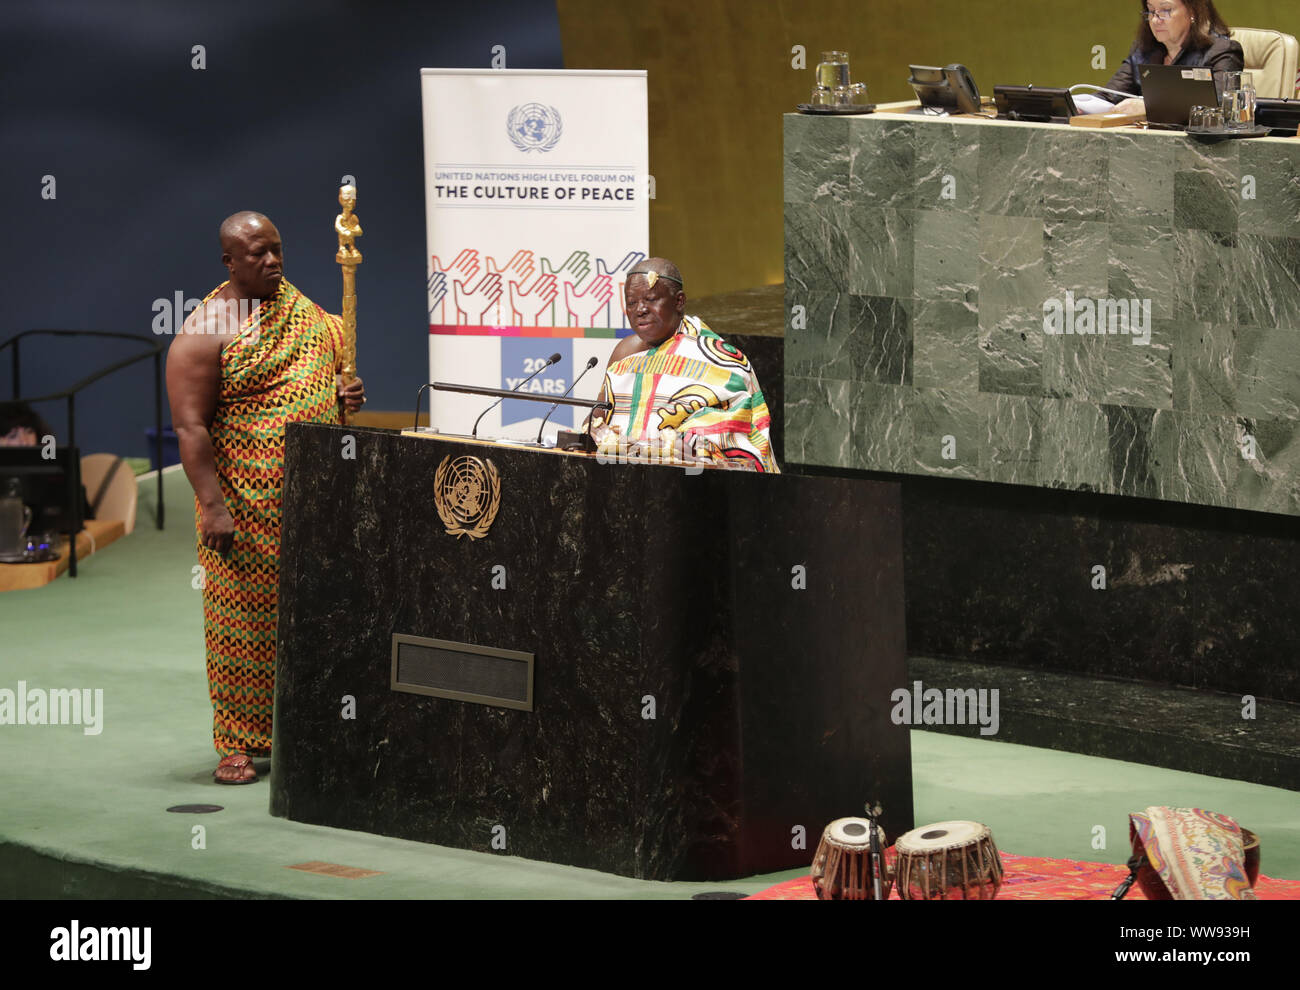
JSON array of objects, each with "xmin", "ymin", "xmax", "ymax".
[{"xmin": 507, "ymin": 103, "xmax": 563, "ymax": 153}]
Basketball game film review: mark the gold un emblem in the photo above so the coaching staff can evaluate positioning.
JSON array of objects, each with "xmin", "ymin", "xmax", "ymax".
[{"xmin": 434, "ymin": 455, "xmax": 502, "ymax": 540}]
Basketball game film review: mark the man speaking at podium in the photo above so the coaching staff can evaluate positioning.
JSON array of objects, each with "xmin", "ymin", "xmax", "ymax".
[
  {"xmin": 167, "ymin": 211, "xmax": 365, "ymax": 784},
  {"xmin": 593, "ymin": 258, "xmax": 779, "ymax": 473}
]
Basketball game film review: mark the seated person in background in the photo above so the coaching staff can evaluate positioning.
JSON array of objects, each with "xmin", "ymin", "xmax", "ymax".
[
  {"xmin": 0, "ymin": 401, "xmax": 53, "ymax": 447},
  {"xmin": 1103, "ymin": 0, "xmax": 1243, "ymax": 114},
  {"xmin": 592, "ymin": 258, "xmax": 779, "ymax": 473},
  {"xmin": 0, "ymin": 401, "xmax": 90, "ymax": 530}
]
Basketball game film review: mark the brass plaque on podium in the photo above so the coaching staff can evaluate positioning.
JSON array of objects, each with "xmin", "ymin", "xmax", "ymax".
[{"xmin": 391, "ymin": 634, "xmax": 534, "ymax": 711}]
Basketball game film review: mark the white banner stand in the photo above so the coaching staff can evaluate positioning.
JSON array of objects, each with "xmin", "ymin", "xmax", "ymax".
[{"xmin": 420, "ymin": 68, "xmax": 649, "ymax": 440}]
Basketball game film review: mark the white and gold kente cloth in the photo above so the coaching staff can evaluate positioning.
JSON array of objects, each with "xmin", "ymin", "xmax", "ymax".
[{"xmin": 596, "ymin": 316, "xmax": 779, "ymax": 473}]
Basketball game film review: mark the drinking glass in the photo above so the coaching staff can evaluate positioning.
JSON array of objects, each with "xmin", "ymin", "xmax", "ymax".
[
  {"xmin": 810, "ymin": 85, "xmax": 836, "ymax": 107},
  {"xmin": 0, "ymin": 496, "xmax": 31, "ymax": 556},
  {"xmin": 844, "ymin": 81, "xmax": 870, "ymax": 106},
  {"xmin": 1217, "ymin": 70, "xmax": 1242, "ymax": 91},
  {"xmin": 1221, "ymin": 89, "xmax": 1247, "ymax": 129},
  {"xmin": 1239, "ymin": 71, "xmax": 1256, "ymax": 127},
  {"xmin": 816, "ymin": 52, "xmax": 851, "ymax": 91},
  {"xmin": 1189, "ymin": 105, "xmax": 1225, "ymax": 131}
]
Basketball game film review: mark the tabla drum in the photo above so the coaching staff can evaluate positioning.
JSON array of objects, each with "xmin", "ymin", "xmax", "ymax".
[
  {"xmin": 810, "ymin": 817, "xmax": 892, "ymax": 900},
  {"xmin": 1242, "ymin": 828, "xmax": 1260, "ymax": 886},
  {"xmin": 894, "ymin": 821, "xmax": 1003, "ymax": 900}
]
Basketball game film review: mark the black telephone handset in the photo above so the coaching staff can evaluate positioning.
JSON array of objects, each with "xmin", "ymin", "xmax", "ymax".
[{"xmin": 943, "ymin": 64, "xmax": 981, "ymax": 114}]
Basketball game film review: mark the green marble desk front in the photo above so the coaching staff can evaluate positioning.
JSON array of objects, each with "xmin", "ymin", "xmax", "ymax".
[{"xmin": 784, "ymin": 109, "xmax": 1300, "ymax": 515}]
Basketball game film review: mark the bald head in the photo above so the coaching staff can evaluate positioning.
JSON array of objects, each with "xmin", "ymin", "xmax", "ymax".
[
  {"xmin": 219, "ymin": 211, "xmax": 275, "ymax": 253},
  {"xmin": 626, "ymin": 258, "xmax": 683, "ymax": 293},
  {"xmin": 624, "ymin": 257, "xmax": 686, "ymax": 347},
  {"xmin": 219, "ymin": 212, "xmax": 284, "ymax": 299}
]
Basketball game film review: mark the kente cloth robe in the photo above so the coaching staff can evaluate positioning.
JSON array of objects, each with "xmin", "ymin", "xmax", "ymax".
[
  {"xmin": 195, "ymin": 279, "xmax": 342, "ymax": 756},
  {"xmin": 596, "ymin": 315, "xmax": 779, "ymax": 473}
]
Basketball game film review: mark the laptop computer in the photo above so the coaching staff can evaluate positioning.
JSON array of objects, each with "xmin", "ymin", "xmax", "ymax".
[{"xmin": 1138, "ymin": 63, "xmax": 1219, "ymax": 127}]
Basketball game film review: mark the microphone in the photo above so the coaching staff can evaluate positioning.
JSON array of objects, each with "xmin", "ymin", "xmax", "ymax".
[
  {"xmin": 472, "ymin": 352, "xmax": 561, "ymax": 438},
  {"xmin": 538, "ymin": 356, "xmax": 598, "ymax": 444}
]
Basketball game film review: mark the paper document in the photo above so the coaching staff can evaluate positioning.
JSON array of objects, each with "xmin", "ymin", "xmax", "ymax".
[{"xmin": 1074, "ymin": 93, "xmax": 1122, "ymax": 115}]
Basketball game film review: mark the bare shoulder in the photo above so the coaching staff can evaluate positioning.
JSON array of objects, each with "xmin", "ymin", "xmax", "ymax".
[
  {"xmin": 186, "ymin": 294, "xmax": 249, "ymax": 338},
  {"xmin": 608, "ymin": 333, "xmax": 645, "ymax": 366},
  {"xmin": 174, "ymin": 294, "xmax": 249, "ymax": 356},
  {"xmin": 166, "ymin": 309, "xmax": 227, "ymax": 429},
  {"xmin": 169, "ymin": 304, "xmax": 232, "ymax": 366}
]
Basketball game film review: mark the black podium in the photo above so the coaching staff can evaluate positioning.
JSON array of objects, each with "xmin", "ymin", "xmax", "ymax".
[{"xmin": 270, "ymin": 424, "xmax": 912, "ymax": 881}]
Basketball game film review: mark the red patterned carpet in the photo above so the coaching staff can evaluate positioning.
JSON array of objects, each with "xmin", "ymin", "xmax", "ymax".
[{"xmin": 746, "ymin": 851, "xmax": 1300, "ymax": 900}]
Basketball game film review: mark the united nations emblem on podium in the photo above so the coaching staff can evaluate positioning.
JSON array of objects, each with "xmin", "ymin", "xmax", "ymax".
[{"xmin": 434, "ymin": 455, "xmax": 501, "ymax": 540}]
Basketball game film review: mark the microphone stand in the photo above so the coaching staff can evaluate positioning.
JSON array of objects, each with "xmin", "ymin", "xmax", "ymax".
[
  {"xmin": 865, "ymin": 801, "xmax": 886, "ymax": 900},
  {"xmin": 410, "ymin": 382, "xmax": 611, "ymax": 440},
  {"xmin": 473, "ymin": 352, "xmax": 561, "ymax": 437},
  {"xmin": 1111, "ymin": 852, "xmax": 1146, "ymax": 900},
  {"xmin": 538, "ymin": 356, "xmax": 598, "ymax": 445}
]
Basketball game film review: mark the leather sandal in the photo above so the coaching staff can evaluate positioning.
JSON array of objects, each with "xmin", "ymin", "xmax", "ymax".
[{"xmin": 213, "ymin": 753, "xmax": 257, "ymax": 784}]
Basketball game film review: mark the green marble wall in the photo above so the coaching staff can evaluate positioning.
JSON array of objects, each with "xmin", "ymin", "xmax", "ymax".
[{"xmin": 784, "ymin": 113, "xmax": 1300, "ymax": 515}]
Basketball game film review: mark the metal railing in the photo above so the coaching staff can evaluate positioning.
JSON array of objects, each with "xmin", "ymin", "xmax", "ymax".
[{"xmin": 0, "ymin": 330, "xmax": 166, "ymax": 577}]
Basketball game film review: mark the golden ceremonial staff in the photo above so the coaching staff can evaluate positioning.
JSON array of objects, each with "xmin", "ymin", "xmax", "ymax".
[{"xmin": 335, "ymin": 184, "xmax": 362, "ymax": 424}]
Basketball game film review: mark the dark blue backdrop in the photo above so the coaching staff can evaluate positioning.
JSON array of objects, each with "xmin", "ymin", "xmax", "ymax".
[{"xmin": 2, "ymin": 0, "xmax": 564, "ymax": 458}]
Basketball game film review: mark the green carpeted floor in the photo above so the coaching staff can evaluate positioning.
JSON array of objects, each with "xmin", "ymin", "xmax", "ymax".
[{"xmin": 0, "ymin": 467, "xmax": 1296, "ymax": 898}]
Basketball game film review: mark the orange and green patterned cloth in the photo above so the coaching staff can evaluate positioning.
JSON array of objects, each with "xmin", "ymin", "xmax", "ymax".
[
  {"xmin": 197, "ymin": 278, "xmax": 342, "ymax": 757},
  {"xmin": 597, "ymin": 315, "xmax": 779, "ymax": 473},
  {"xmin": 744, "ymin": 850, "xmax": 1299, "ymax": 900}
]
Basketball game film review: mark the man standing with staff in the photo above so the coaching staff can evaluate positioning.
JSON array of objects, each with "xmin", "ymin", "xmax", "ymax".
[{"xmin": 167, "ymin": 207, "xmax": 365, "ymax": 783}]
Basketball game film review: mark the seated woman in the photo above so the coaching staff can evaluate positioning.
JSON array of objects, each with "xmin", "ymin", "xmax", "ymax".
[
  {"xmin": 1103, "ymin": 0, "xmax": 1243, "ymax": 113},
  {"xmin": 0, "ymin": 401, "xmax": 52, "ymax": 447}
]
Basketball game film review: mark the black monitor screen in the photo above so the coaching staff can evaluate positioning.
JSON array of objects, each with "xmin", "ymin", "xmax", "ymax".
[
  {"xmin": 0, "ymin": 447, "xmax": 84, "ymax": 533},
  {"xmin": 1257, "ymin": 98, "xmax": 1300, "ymax": 136}
]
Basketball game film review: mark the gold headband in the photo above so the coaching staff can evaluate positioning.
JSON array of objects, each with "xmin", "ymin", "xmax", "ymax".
[{"xmin": 631, "ymin": 270, "xmax": 682, "ymax": 290}]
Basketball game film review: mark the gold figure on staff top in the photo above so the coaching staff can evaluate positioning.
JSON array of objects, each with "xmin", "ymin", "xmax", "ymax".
[
  {"xmin": 335, "ymin": 185, "xmax": 361, "ymax": 407},
  {"xmin": 336, "ymin": 185, "xmax": 363, "ymax": 264}
]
